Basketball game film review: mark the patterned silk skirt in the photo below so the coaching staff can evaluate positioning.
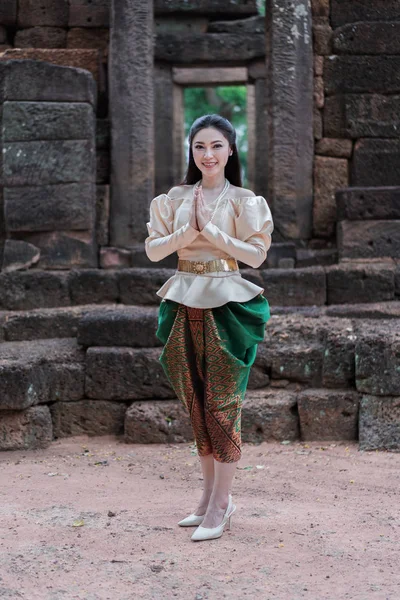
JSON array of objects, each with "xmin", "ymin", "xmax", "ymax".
[{"xmin": 156, "ymin": 294, "xmax": 271, "ymax": 463}]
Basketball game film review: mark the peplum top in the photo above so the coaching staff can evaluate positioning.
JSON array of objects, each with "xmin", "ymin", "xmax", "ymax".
[{"xmin": 144, "ymin": 180, "xmax": 274, "ymax": 309}]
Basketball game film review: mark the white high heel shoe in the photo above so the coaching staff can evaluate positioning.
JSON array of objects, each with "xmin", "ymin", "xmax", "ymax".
[
  {"xmin": 178, "ymin": 513, "xmax": 205, "ymax": 527},
  {"xmin": 191, "ymin": 494, "xmax": 236, "ymax": 541}
]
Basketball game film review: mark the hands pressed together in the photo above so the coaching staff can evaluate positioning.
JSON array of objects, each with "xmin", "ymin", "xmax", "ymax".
[{"xmin": 189, "ymin": 184, "xmax": 212, "ymax": 232}]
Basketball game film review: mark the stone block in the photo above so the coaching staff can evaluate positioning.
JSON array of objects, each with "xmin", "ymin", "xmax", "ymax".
[
  {"xmin": 96, "ymin": 185, "xmax": 109, "ymax": 246},
  {"xmin": 154, "ymin": 0, "xmax": 258, "ymax": 16},
  {"xmin": 241, "ymin": 389, "xmax": 299, "ymax": 443},
  {"xmin": 338, "ymin": 220, "xmax": 400, "ymax": 260},
  {"xmin": 0, "ymin": 26, "xmax": 7, "ymax": 44},
  {"xmin": 0, "ymin": 406, "xmax": 52, "ymax": 450},
  {"xmin": 51, "ymin": 400, "xmax": 126, "ymax": 439},
  {"xmin": 336, "ymin": 187, "xmax": 400, "ymax": 221},
  {"xmin": 18, "ymin": 0, "xmax": 69, "ymax": 27},
  {"xmin": 324, "ymin": 56, "xmax": 400, "ymax": 95},
  {"xmin": 326, "ymin": 301, "xmax": 400, "ymax": 320},
  {"xmin": 68, "ymin": 269, "xmax": 118, "ymax": 305},
  {"xmin": 67, "ymin": 27, "xmax": 109, "ymax": 50},
  {"xmin": 155, "ymin": 33, "xmax": 265, "ymax": 64},
  {"xmin": 77, "ymin": 306, "xmax": 160, "ymax": 348},
  {"xmin": 311, "ymin": 0, "xmax": 329, "ymax": 18},
  {"xmin": 270, "ymin": 345, "xmax": 323, "ymax": 385},
  {"xmin": 260, "ymin": 267, "xmax": 327, "ymax": 306},
  {"xmin": 14, "ymin": 26, "xmax": 67, "ymax": 48},
  {"xmin": 331, "ymin": 0, "xmax": 400, "ymax": 29},
  {"xmin": 314, "ymin": 75, "xmax": 324, "ymax": 109},
  {"xmin": 130, "ymin": 246, "xmax": 177, "ymax": 269},
  {"xmin": 324, "ymin": 94, "xmax": 400, "ymax": 139},
  {"xmin": 313, "ymin": 156, "xmax": 348, "ymax": 238},
  {"xmin": 208, "ymin": 15, "xmax": 265, "ymax": 34},
  {"xmin": 4, "ymin": 184, "xmax": 95, "ymax": 232},
  {"xmin": 262, "ymin": 243, "xmax": 297, "ymax": 269},
  {"xmin": 315, "ymin": 138, "xmax": 352, "ymax": 158},
  {"xmin": 3, "ymin": 306, "xmax": 87, "ymax": 341},
  {"xmin": 3, "ymin": 101, "xmax": 94, "ymax": 142},
  {"xmin": 297, "ymin": 389, "xmax": 359, "ymax": 441},
  {"xmin": 314, "ymin": 55, "xmax": 323, "ymax": 76},
  {"xmin": 0, "ymin": 271, "xmax": 70, "ymax": 310},
  {"xmin": 355, "ymin": 329, "xmax": 400, "ymax": 396},
  {"xmin": 322, "ymin": 325, "xmax": 356, "ymax": 388},
  {"xmin": 326, "ymin": 263, "xmax": 395, "ymax": 304},
  {"xmin": 314, "ymin": 107, "xmax": 323, "ymax": 140},
  {"xmin": 68, "ymin": 0, "xmax": 110, "ymax": 28},
  {"xmin": 3, "ymin": 140, "xmax": 95, "ymax": 186},
  {"xmin": 352, "ymin": 139, "xmax": 400, "ymax": 187},
  {"xmin": 99, "ymin": 247, "xmax": 131, "ymax": 269},
  {"xmin": 20, "ymin": 230, "xmax": 97, "ymax": 269},
  {"xmin": 359, "ymin": 395, "xmax": 400, "ymax": 451},
  {"xmin": 96, "ymin": 149, "xmax": 109, "ymax": 183},
  {"xmin": 333, "ymin": 22, "xmax": 400, "ymax": 55},
  {"xmin": 0, "ymin": 59, "xmax": 96, "ymax": 105},
  {"xmin": 247, "ymin": 363, "xmax": 270, "ymax": 389},
  {"xmin": 0, "ymin": 1, "xmax": 17, "ymax": 26},
  {"xmin": 313, "ymin": 23, "xmax": 332, "ymax": 56},
  {"xmin": 118, "ymin": 269, "xmax": 175, "ymax": 305},
  {"xmin": 296, "ymin": 248, "xmax": 338, "ymax": 268},
  {"xmin": 156, "ymin": 16, "xmax": 209, "ymax": 34},
  {"xmin": 85, "ymin": 347, "xmax": 175, "ymax": 400},
  {"xmin": 96, "ymin": 119, "xmax": 110, "ymax": 149},
  {"xmin": 124, "ymin": 399, "xmax": 193, "ymax": 444},
  {"xmin": 2, "ymin": 240, "xmax": 40, "ymax": 273}
]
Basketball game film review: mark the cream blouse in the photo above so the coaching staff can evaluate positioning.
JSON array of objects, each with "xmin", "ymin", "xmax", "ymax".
[{"xmin": 144, "ymin": 181, "xmax": 274, "ymax": 309}]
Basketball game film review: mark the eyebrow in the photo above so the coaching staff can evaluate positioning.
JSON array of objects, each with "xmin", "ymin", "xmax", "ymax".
[{"xmin": 194, "ymin": 140, "xmax": 224, "ymax": 144}]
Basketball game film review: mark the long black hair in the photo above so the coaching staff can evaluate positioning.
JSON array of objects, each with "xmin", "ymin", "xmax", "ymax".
[{"xmin": 181, "ymin": 114, "xmax": 242, "ymax": 187}]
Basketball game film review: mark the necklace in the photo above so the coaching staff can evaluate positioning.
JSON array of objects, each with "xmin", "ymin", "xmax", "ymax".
[{"xmin": 194, "ymin": 178, "xmax": 229, "ymax": 222}]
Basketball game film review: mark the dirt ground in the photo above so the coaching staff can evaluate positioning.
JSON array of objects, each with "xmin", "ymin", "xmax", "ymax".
[{"xmin": 0, "ymin": 436, "xmax": 399, "ymax": 600}]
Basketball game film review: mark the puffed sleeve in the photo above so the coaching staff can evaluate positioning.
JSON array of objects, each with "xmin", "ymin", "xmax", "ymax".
[
  {"xmin": 145, "ymin": 194, "xmax": 200, "ymax": 262},
  {"xmin": 200, "ymin": 196, "xmax": 274, "ymax": 268}
]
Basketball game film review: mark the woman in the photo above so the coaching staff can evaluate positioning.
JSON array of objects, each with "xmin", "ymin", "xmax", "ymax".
[{"xmin": 145, "ymin": 114, "xmax": 274, "ymax": 542}]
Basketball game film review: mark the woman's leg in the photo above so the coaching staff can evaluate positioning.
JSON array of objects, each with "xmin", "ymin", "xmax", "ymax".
[
  {"xmin": 193, "ymin": 454, "xmax": 215, "ymax": 516},
  {"xmin": 201, "ymin": 460, "xmax": 237, "ymax": 528}
]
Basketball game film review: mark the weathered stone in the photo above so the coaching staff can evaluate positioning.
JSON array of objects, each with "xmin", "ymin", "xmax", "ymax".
[
  {"xmin": 0, "ymin": 60, "xmax": 96, "ymax": 105},
  {"xmin": 247, "ymin": 364, "xmax": 270, "ymax": 389},
  {"xmin": 68, "ymin": 0, "xmax": 110, "ymax": 28},
  {"xmin": 85, "ymin": 347, "xmax": 174, "ymax": 400},
  {"xmin": 0, "ymin": 1, "xmax": 17, "ymax": 26},
  {"xmin": 324, "ymin": 94, "xmax": 400, "ymax": 139},
  {"xmin": 254, "ymin": 78, "xmax": 268, "ymax": 198},
  {"xmin": 359, "ymin": 395, "xmax": 400, "ymax": 451},
  {"xmin": 0, "ymin": 406, "xmax": 52, "ymax": 450},
  {"xmin": 314, "ymin": 75, "xmax": 324, "ymax": 109},
  {"xmin": 311, "ymin": 0, "xmax": 329, "ymax": 18},
  {"xmin": 270, "ymin": 346, "xmax": 323, "ymax": 385},
  {"xmin": 95, "ymin": 119, "xmax": 110, "ymax": 149},
  {"xmin": 248, "ymin": 60, "xmax": 266, "ymax": 80},
  {"xmin": 313, "ymin": 23, "xmax": 332, "ymax": 56},
  {"xmin": 261, "ymin": 243, "xmax": 296, "ymax": 269},
  {"xmin": 265, "ymin": 0, "xmax": 314, "ymax": 239},
  {"xmin": 333, "ymin": 22, "xmax": 400, "ymax": 55},
  {"xmin": 129, "ymin": 246, "xmax": 177, "ymax": 269},
  {"xmin": 322, "ymin": 323, "xmax": 356, "ymax": 388},
  {"xmin": 326, "ymin": 302, "xmax": 400, "ymax": 320},
  {"xmin": 325, "ymin": 56, "xmax": 400, "ymax": 95},
  {"xmin": 0, "ymin": 26, "xmax": 7, "ymax": 44},
  {"xmin": 208, "ymin": 15, "xmax": 264, "ymax": 34},
  {"xmin": 3, "ymin": 306, "xmax": 89, "ymax": 341},
  {"xmin": 315, "ymin": 138, "xmax": 352, "ymax": 158},
  {"xmin": 2, "ymin": 49, "xmax": 100, "ymax": 83},
  {"xmin": 314, "ymin": 55, "xmax": 323, "ymax": 76},
  {"xmin": 20, "ymin": 230, "xmax": 97, "ymax": 269},
  {"xmin": 154, "ymin": 0, "xmax": 258, "ymax": 16},
  {"xmin": 326, "ymin": 263, "xmax": 395, "ymax": 304},
  {"xmin": 3, "ymin": 101, "xmax": 94, "ymax": 142},
  {"xmin": 2, "ymin": 240, "xmax": 40, "ymax": 273},
  {"xmin": 313, "ymin": 156, "xmax": 348, "ymax": 237},
  {"xmin": 331, "ymin": 0, "xmax": 400, "ymax": 29},
  {"xmin": 124, "ymin": 399, "xmax": 193, "ymax": 444},
  {"xmin": 14, "ymin": 27, "xmax": 67, "ymax": 48},
  {"xmin": 117, "ymin": 269, "xmax": 175, "ymax": 305},
  {"xmin": 260, "ymin": 267, "xmax": 326, "ymax": 306},
  {"xmin": 95, "ymin": 185, "xmax": 109, "ymax": 246},
  {"xmin": 67, "ymin": 27, "xmax": 109, "ymax": 50},
  {"xmin": 99, "ymin": 247, "xmax": 131, "ymax": 269},
  {"xmin": 241, "ymin": 389, "xmax": 299, "ymax": 443},
  {"xmin": 336, "ymin": 187, "xmax": 400, "ymax": 221},
  {"xmin": 4, "ymin": 184, "xmax": 95, "ymax": 232},
  {"xmin": 338, "ymin": 221, "xmax": 400, "ymax": 260},
  {"xmin": 156, "ymin": 16, "xmax": 208, "ymax": 34},
  {"xmin": 18, "ymin": 0, "xmax": 68, "ymax": 27},
  {"xmin": 68, "ymin": 269, "xmax": 118, "ymax": 304},
  {"xmin": 395, "ymin": 261, "xmax": 400, "ymax": 298},
  {"xmin": 155, "ymin": 33, "xmax": 265, "ymax": 64},
  {"xmin": 51, "ymin": 400, "xmax": 126, "ymax": 439},
  {"xmin": 355, "ymin": 328, "xmax": 400, "ymax": 396},
  {"xmin": 314, "ymin": 107, "xmax": 323, "ymax": 140},
  {"xmin": 297, "ymin": 389, "xmax": 359, "ymax": 441},
  {"xmin": 0, "ymin": 271, "xmax": 70, "ymax": 310},
  {"xmin": 3, "ymin": 140, "xmax": 95, "ymax": 186},
  {"xmin": 352, "ymin": 139, "xmax": 400, "ymax": 187},
  {"xmin": 296, "ymin": 248, "xmax": 338, "ymax": 268},
  {"xmin": 77, "ymin": 306, "xmax": 160, "ymax": 347},
  {"xmin": 154, "ymin": 64, "xmax": 175, "ymax": 197},
  {"xmin": 109, "ymin": 0, "xmax": 154, "ymax": 245}
]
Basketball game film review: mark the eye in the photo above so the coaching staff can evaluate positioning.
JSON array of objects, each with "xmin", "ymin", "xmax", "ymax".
[{"xmin": 213, "ymin": 144, "xmax": 222, "ymax": 149}]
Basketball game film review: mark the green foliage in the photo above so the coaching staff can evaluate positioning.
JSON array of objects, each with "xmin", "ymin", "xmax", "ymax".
[
  {"xmin": 183, "ymin": 86, "xmax": 248, "ymax": 185},
  {"xmin": 257, "ymin": 0, "xmax": 266, "ymax": 16}
]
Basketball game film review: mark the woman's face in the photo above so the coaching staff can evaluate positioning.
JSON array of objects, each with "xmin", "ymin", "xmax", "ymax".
[{"xmin": 192, "ymin": 127, "xmax": 231, "ymax": 179}]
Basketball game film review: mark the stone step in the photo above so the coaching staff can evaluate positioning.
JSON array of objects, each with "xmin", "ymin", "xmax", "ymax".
[
  {"xmin": 0, "ymin": 263, "xmax": 399, "ymax": 311},
  {"xmin": 336, "ymin": 187, "xmax": 400, "ymax": 221},
  {"xmin": 337, "ymin": 220, "xmax": 400, "ymax": 260}
]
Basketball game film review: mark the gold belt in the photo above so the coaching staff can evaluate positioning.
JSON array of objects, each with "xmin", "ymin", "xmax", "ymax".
[{"xmin": 178, "ymin": 257, "xmax": 238, "ymax": 274}]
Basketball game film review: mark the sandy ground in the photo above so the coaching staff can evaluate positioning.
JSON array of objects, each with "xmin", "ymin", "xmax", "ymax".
[{"xmin": 0, "ymin": 436, "xmax": 399, "ymax": 600}]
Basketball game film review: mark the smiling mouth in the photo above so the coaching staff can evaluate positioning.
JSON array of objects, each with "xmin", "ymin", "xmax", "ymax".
[{"xmin": 203, "ymin": 162, "xmax": 217, "ymax": 167}]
